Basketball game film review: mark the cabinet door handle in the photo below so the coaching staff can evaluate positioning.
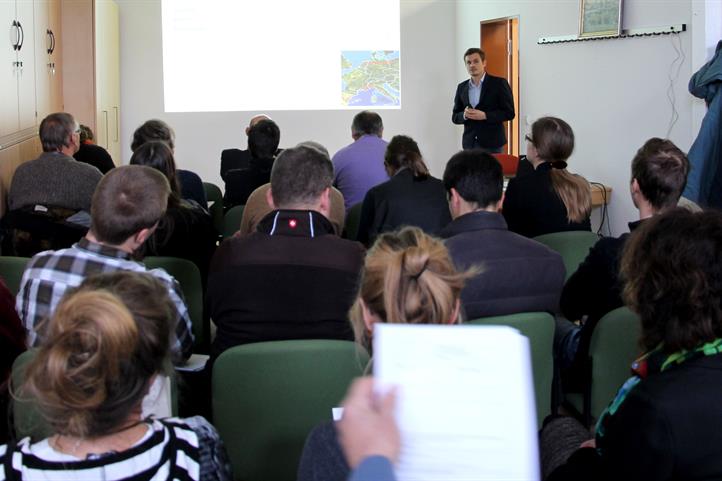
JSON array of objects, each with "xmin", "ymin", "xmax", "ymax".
[
  {"xmin": 17, "ymin": 21, "xmax": 24, "ymax": 51},
  {"xmin": 50, "ymin": 30, "xmax": 56, "ymax": 54},
  {"xmin": 46, "ymin": 29, "xmax": 52, "ymax": 54},
  {"xmin": 103, "ymin": 110, "xmax": 109, "ymax": 148},
  {"xmin": 113, "ymin": 107, "xmax": 119, "ymax": 142},
  {"xmin": 11, "ymin": 21, "xmax": 19, "ymax": 50}
]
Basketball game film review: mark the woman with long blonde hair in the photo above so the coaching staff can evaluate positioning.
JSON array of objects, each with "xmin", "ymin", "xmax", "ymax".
[{"xmin": 503, "ymin": 117, "xmax": 591, "ymax": 238}]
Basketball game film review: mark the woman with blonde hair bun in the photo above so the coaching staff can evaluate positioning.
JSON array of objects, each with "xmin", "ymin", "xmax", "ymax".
[
  {"xmin": 2, "ymin": 271, "xmax": 231, "ymax": 481},
  {"xmin": 298, "ymin": 226, "xmax": 472, "ymax": 481},
  {"xmin": 503, "ymin": 116, "xmax": 592, "ymax": 238}
]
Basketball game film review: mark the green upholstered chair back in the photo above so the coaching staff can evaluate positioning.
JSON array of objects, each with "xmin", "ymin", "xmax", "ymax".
[
  {"xmin": 11, "ymin": 350, "xmax": 50, "ymax": 441},
  {"xmin": 143, "ymin": 256, "xmax": 206, "ymax": 352},
  {"xmin": 533, "ymin": 231, "xmax": 600, "ymax": 281},
  {"xmin": 587, "ymin": 306, "xmax": 641, "ymax": 420},
  {"xmin": 343, "ymin": 202, "xmax": 363, "ymax": 241},
  {"xmin": 203, "ymin": 181, "xmax": 224, "ymax": 237},
  {"xmin": 213, "ymin": 340, "xmax": 370, "ymax": 481},
  {"xmin": 0, "ymin": 256, "xmax": 30, "ymax": 296},
  {"xmin": 223, "ymin": 205, "xmax": 245, "ymax": 239},
  {"xmin": 467, "ymin": 312, "xmax": 555, "ymax": 428}
]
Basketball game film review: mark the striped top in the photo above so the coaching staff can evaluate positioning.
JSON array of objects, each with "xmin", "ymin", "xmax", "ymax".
[{"xmin": 0, "ymin": 417, "xmax": 232, "ymax": 481}]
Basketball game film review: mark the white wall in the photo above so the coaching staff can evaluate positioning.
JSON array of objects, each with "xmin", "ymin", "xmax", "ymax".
[
  {"xmin": 457, "ymin": 0, "xmax": 709, "ymax": 236},
  {"xmin": 117, "ymin": 0, "xmax": 458, "ymax": 187}
]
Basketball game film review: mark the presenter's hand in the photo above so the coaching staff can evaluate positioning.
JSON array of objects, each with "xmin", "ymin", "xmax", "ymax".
[
  {"xmin": 464, "ymin": 108, "xmax": 487, "ymax": 121},
  {"xmin": 337, "ymin": 377, "xmax": 400, "ymax": 468}
]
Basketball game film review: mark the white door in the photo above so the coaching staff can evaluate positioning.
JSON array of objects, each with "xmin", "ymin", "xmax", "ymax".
[
  {"xmin": 16, "ymin": 0, "xmax": 36, "ymax": 131},
  {"xmin": 0, "ymin": 1, "xmax": 20, "ymax": 138}
]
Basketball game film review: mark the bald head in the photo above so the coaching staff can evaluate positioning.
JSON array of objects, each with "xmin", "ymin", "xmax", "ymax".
[{"xmin": 246, "ymin": 114, "xmax": 271, "ymax": 135}]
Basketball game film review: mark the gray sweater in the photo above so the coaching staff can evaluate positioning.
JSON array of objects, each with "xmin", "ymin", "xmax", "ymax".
[{"xmin": 8, "ymin": 151, "xmax": 102, "ymax": 212}]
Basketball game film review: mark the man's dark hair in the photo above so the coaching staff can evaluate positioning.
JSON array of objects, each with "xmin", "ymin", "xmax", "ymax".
[
  {"xmin": 131, "ymin": 119, "xmax": 175, "ymax": 152},
  {"xmin": 270, "ymin": 146, "xmax": 333, "ymax": 208},
  {"xmin": 463, "ymin": 48, "xmax": 485, "ymax": 62},
  {"xmin": 443, "ymin": 150, "xmax": 502, "ymax": 208},
  {"xmin": 248, "ymin": 119, "xmax": 281, "ymax": 161},
  {"xmin": 385, "ymin": 135, "xmax": 429, "ymax": 179},
  {"xmin": 622, "ymin": 209, "xmax": 722, "ymax": 353},
  {"xmin": 39, "ymin": 113, "xmax": 77, "ymax": 152},
  {"xmin": 90, "ymin": 165, "xmax": 170, "ymax": 245},
  {"xmin": 351, "ymin": 111, "xmax": 383, "ymax": 138},
  {"xmin": 631, "ymin": 138, "xmax": 689, "ymax": 211}
]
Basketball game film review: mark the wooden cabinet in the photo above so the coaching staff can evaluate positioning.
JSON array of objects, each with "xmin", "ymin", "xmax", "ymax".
[
  {"xmin": 34, "ymin": 0, "xmax": 63, "ymax": 121},
  {"xmin": 62, "ymin": 0, "xmax": 120, "ymax": 163}
]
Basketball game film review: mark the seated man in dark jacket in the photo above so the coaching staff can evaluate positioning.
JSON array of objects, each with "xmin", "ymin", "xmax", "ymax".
[
  {"xmin": 208, "ymin": 145, "xmax": 365, "ymax": 359},
  {"xmin": 440, "ymin": 150, "xmax": 565, "ymax": 319},
  {"xmin": 223, "ymin": 119, "xmax": 281, "ymax": 209},
  {"xmin": 557, "ymin": 138, "xmax": 689, "ymax": 380}
]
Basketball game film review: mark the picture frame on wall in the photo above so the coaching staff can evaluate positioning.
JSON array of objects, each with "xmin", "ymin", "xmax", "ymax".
[{"xmin": 579, "ymin": 0, "xmax": 623, "ymax": 38}]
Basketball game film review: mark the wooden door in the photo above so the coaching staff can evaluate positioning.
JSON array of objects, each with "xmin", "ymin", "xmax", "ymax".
[
  {"xmin": 47, "ymin": 0, "xmax": 62, "ymax": 112},
  {"xmin": 34, "ymin": 0, "xmax": 51, "ymax": 121},
  {"xmin": 1, "ymin": 1, "xmax": 20, "ymax": 138},
  {"xmin": 480, "ymin": 17, "xmax": 519, "ymax": 156},
  {"xmin": 94, "ymin": 0, "xmax": 120, "ymax": 161},
  {"xmin": 16, "ymin": 0, "xmax": 36, "ymax": 131}
]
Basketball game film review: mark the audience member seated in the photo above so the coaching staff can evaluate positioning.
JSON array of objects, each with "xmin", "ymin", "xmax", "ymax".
[
  {"xmin": 207, "ymin": 145, "xmax": 364, "ymax": 359},
  {"xmin": 503, "ymin": 117, "xmax": 591, "ymax": 237},
  {"xmin": 16, "ymin": 165, "xmax": 194, "ymax": 362},
  {"xmin": 130, "ymin": 141, "xmax": 217, "ymax": 281},
  {"xmin": 223, "ymin": 118, "xmax": 281, "ymax": 209},
  {"xmin": 73, "ymin": 124, "xmax": 115, "ymax": 174},
  {"xmin": 543, "ymin": 209, "xmax": 722, "ymax": 481},
  {"xmin": 332, "ymin": 111, "xmax": 389, "ymax": 211},
  {"xmin": 0, "ymin": 278, "xmax": 26, "ymax": 444},
  {"xmin": 441, "ymin": 150, "xmax": 565, "ymax": 319},
  {"xmin": 220, "ymin": 114, "xmax": 282, "ymax": 181},
  {"xmin": 336, "ymin": 377, "xmax": 400, "ymax": 481},
  {"xmin": 2, "ymin": 272, "xmax": 231, "ymax": 480},
  {"xmin": 9, "ymin": 112, "xmax": 102, "ymax": 214},
  {"xmin": 356, "ymin": 135, "xmax": 451, "ymax": 246},
  {"xmin": 297, "ymin": 226, "xmax": 469, "ymax": 481},
  {"xmin": 238, "ymin": 142, "xmax": 346, "ymax": 236},
  {"xmin": 556, "ymin": 138, "xmax": 689, "ymax": 381},
  {"xmin": 131, "ymin": 119, "xmax": 208, "ymax": 209}
]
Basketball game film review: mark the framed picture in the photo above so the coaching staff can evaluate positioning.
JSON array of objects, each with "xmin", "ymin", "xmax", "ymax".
[{"xmin": 579, "ymin": 0, "xmax": 623, "ymax": 38}]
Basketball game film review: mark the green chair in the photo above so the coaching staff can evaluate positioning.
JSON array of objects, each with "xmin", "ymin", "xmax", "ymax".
[
  {"xmin": 144, "ymin": 256, "xmax": 206, "ymax": 352},
  {"xmin": 203, "ymin": 181, "xmax": 224, "ymax": 238},
  {"xmin": 467, "ymin": 312, "xmax": 555, "ymax": 428},
  {"xmin": 343, "ymin": 202, "xmax": 363, "ymax": 240},
  {"xmin": 0, "ymin": 256, "xmax": 30, "ymax": 295},
  {"xmin": 223, "ymin": 205, "xmax": 245, "ymax": 239},
  {"xmin": 11, "ymin": 350, "xmax": 50, "ymax": 441},
  {"xmin": 213, "ymin": 340, "xmax": 370, "ymax": 481},
  {"xmin": 566, "ymin": 307, "xmax": 641, "ymax": 424},
  {"xmin": 533, "ymin": 231, "xmax": 600, "ymax": 281},
  {"xmin": 12, "ymin": 350, "xmax": 179, "ymax": 441}
]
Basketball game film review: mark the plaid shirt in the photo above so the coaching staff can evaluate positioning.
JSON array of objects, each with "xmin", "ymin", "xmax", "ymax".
[{"xmin": 16, "ymin": 237, "xmax": 194, "ymax": 361}]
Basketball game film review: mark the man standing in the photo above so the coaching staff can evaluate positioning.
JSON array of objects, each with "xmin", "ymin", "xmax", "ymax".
[
  {"xmin": 16, "ymin": 165, "xmax": 194, "ymax": 362},
  {"xmin": 452, "ymin": 48, "xmax": 515, "ymax": 152},
  {"xmin": 332, "ymin": 111, "xmax": 389, "ymax": 211},
  {"xmin": 9, "ymin": 112, "xmax": 102, "ymax": 213},
  {"xmin": 441, "ymin": 150, "xmax": 564, "ymax": 319},
  {"xmin": 208, "ymin": 145, "xmax": 364, "ymax": 359}
]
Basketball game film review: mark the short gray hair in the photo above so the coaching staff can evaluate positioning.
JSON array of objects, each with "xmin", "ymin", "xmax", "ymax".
[
  {"xmin": 270, "ymin": 146, "xmax": 333, "ymax": 207},
  {"xmin": 351, "ymin": 111, "xmax": 383, "ymax": 137},
  {"xmin": 39, "ymin": 113, "xmax": 77, "ymax": 152}
]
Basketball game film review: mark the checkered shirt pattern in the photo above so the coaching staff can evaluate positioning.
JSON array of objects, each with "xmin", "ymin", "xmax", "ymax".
[{"xmin": 16, "ymin": 238, "xmax": 194, "ymax": 361}]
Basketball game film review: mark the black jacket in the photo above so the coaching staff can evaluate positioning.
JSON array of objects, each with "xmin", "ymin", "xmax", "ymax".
[
  {"xmin": 223, "ymin": 157, "xmax": 274, "ymax": 209},
  {"xmin": 452, "ymin": 74, "xmax": 515, "ymax": 149},
  {"xmin": 503, "ymin": 162, "xmax": 591, "ymax": 238},
  {"xmin": 356, "ymin": 169, "xmax": 451, "ymax": 246},
  {"xmin": 441, "ymin": 211, "xmax": 565, "ymax": 319}
]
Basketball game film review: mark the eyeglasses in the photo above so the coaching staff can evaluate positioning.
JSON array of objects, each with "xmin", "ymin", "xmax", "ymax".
[{"xmin": 525, "ymin": 134, "xmax": 534, "ymax": 144}]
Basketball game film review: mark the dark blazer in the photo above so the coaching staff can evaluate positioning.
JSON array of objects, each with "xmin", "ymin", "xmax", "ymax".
[
  {"xmin": 223, "ymin": 158, "xmax": 274, "ymax": 210},
  {"xmin": 73, "ymin": 142, "xmax": 115, "ymax": 174},
  {"xmin": 356, "ymin": 169, "xmax": 451, "ymax": 246},
  {"xmin": 177, "ymin": 169, "xmax": 208, "ymax": 210},
  {"xmin": 452, "ymin": 74, "xmax": 515, "ymax": 149},
  {"xmin": 220, "ymin": 149, "xmax": 251, "ymax": 182},
  {"xmin": 503, "ymin": 162, "xmax": 591, "ymax": 238},
  {"xmin": 441, "ymin": 211, "xmax": 565, "ymax": 319}
]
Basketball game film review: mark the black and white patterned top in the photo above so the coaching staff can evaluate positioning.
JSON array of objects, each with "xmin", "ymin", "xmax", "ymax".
[
  {"xmin": 0, "ymin": 417, "xmax": 232, "ymax": 481},
  {"xmin": 16, "ymin": 237, "xmax": 194, "ymax": 361}
]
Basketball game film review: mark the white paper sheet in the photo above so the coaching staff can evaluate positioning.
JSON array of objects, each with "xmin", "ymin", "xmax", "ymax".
[{"xmin": 374, "ymin": 323, "xmax": 540, "ymax": 481}]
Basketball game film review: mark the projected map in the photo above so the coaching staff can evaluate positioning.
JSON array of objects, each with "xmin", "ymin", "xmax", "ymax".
[{"xmin": 342, "ymin": 51, "xmax": 400, "ymax": 107}]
